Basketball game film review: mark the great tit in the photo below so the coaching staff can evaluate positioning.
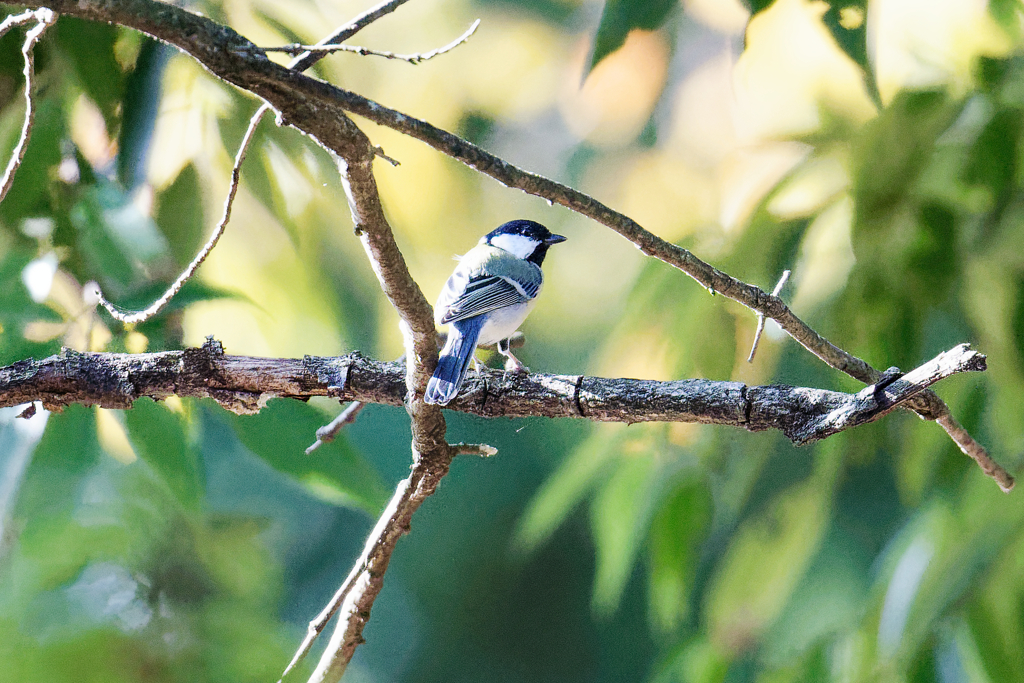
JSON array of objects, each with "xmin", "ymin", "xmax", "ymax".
[{"xmin": 424, "ymin": 219, "xmax": 566, "ymax": 406}]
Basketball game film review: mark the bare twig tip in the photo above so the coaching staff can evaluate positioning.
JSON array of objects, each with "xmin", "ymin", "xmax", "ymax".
[
  {"xmin": 307, "ymin": 401, "xmax": 366, "ymax": 454},
  {"xmin": 374, "ymin": 146, "xmax": 400, "ymax": 166},
  {"xmin": 453, "ymin": 442, "xmax": 497, "ymax": 457},
  {"xmin": 261, "ymin": 17, "xmax": 480, "ymax": 66}
]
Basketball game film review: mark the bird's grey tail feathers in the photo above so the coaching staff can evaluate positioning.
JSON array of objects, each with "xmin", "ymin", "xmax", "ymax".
[{"xmin": 424, "ymin": 318, "xmax": 482, "ymax": 405}]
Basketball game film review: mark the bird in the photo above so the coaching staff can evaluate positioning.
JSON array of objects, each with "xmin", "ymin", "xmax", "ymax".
[{"xmin": 424, "ymin": 219, "xmax": 566, "ymax": 406}]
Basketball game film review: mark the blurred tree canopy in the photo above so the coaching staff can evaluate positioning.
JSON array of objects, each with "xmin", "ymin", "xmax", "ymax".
[{"xmin": 0, "ymin": 0, "xmax": 1023, "ymax": 682}]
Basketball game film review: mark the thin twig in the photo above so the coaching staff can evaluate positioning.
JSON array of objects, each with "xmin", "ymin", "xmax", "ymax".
[
  {"xmin": 301, "ymin": 446, "xmax": 452, "ymax": 683},
  {"xmin": 0, "ymin": 9, "xmax": 43, "ymax": 37},
  {"xmin": 747, "ymin": 270, "xmax": 790, "ymax": 363},
  {"xmin": 263, "ymin": 18, "xmax": 480, "ymax": 64},
  {"xmin": 0, "ymin": 9, "xmax": 56, "ymax": 205},
  {"xmin": 286, "ymin": 0, "xmax": 417, "ymax": 73},
  {"xmin": 937, "ymin": 412, "xmax": 1015, "ymax": 493},
  {"xmin": 373, "ymin": 146, "xmax": 400, "ymax": 166},
  {"xmin": 93, "ymin": 0, "xmax": 416, "ymax": 325},
  {"xmin": 451, "ymin": 442, "xmax": 498, "ymax": 457},
  {"xmin": 305, "ymin": 401, "xmax": 366, "ymax": 454},
  {"xmin": 94, "ymin": 109, "xmax": 264, "ymax": 323},
  {"xmin": 284, "ymin": 438, "xmax": 491, "ymax": 682}
]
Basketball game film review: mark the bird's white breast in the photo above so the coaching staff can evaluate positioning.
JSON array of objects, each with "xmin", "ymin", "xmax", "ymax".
[{"xmin": 477, "ymin": 299, "xmax": 536, "ymax": 346}]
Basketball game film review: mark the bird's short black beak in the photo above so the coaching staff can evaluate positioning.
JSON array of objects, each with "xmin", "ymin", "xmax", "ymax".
[{"xmin": 545, "ymin": 234, "xmax": 567, "ymax": 245}]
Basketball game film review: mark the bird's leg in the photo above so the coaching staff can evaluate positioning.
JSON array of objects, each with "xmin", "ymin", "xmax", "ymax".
[{"xmin": 498, "ymin": 338, "xmax": 529, "ymax": 374}]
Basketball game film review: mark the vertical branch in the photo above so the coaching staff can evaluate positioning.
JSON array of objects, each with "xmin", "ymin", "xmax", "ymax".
[
  {"xmin": 275, "ymin": 7, "xmax": 453, "ymax": 679},
  {"xmin": 299, "ymin": 142, "xmax": 450, "ymax": 683}
]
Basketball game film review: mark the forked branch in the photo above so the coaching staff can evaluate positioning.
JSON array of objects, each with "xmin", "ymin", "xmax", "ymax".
[{"xmin": 262, "ymin": 18, "xmax": 480, "ymax": 64}]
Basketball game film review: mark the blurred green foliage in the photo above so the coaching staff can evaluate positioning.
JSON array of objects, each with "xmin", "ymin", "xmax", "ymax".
[{"xmin": 0, "ymin": 1, "xmax": 1023, "ymax": 683}]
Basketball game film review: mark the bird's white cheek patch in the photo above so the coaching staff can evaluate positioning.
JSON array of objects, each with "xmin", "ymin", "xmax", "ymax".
[{"xmin": 489, "ymin": 233, "xmax": 540, "ymax": 260}]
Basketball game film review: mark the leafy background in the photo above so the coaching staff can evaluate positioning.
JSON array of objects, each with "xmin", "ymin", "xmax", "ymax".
[{"xmin": 1, "ymin": 0, "xmax": 1023, "ymax": 681}]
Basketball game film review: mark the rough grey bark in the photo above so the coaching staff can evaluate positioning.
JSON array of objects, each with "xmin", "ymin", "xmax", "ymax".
[{"xmin": 0, "ymin": 340, "xmax": 986, "ymax": 445}]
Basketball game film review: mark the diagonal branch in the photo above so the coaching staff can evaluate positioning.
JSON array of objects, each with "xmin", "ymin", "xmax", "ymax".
[{"xmin": 301, "ymin": 453, "xmax": 450, "ymax": 683}]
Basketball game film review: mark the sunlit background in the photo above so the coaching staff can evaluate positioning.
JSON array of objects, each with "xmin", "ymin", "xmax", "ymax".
[{"xmin": 1, "ymin": 0, "xmax": 1024, "ymax": 681}]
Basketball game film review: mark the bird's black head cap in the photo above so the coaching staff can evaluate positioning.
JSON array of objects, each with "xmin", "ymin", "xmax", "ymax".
[{"xmin": 485, "ymin": 219, "xmax": 566, "ymax": 265}]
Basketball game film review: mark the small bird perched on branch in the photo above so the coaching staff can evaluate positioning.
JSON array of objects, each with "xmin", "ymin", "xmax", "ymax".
[{"xmin": 425, "ymin": 219, "xmax": 566, "ymax": 405}]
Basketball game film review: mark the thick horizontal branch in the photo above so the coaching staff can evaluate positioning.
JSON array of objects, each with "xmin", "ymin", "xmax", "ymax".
[{"xmin": 0, "ymin": 341, "xmax": 985, "ymax": 445}]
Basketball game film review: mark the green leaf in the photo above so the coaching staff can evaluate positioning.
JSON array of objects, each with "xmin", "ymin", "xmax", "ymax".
[
  {"xmin": 118, "ymin": 39, "xmax": 172, "ymax": 191},
  {"xmin": 688, "ymin": 303, "xmax": 737, "ymax": 380},
  {"xmin": 53, "ymin": 17, "xmax": 126, "ymax": 135},
  {"xmin": 0, "ymin": 250, "xmax": 64, "ymax": 365},
  {"xmin": 123, "ymin": 398, "xmax": 204, "ymax": 510},
  {"xmin": 1011, "ymin": 279, "xmax": 1024, "ymax": 376},
  {"xmin": 154, "ymin": 164, "xmax": 206, "ymax": 268},
  {"xmin": 590, "ymin": 450, "xmax": 663, "ymax": 614},
  {"xmin": 853, "ymin": 90, "xmax": 956, "ymax": 230},
  {"xmin": 907, "ymin": 202, "xmax": 958, "ymax": 297},
  {"xmin": 740, "ymin": 0, "xmax": 778, "ymax": 14},
  {"xmin": 988, "ymin": 0, "xmax": 1023, "ymax": 39},
  {"xmin": 760, "ymin": 529, "xmax": 870, "ymax": 665},
  {"xmin": 964, "ymin": 108, "xmax": 1020, "ymax": 195},
  {"xmin": 820, "ymin": 1, "xmax": 869, "ymax": 70},
  {"xmin": 650, "ymin": 637, "xmax": 729, "ymax": 683},
  {"xmin": 8, "ymin": 406, "xmax": 137, "ymax": 595},
  {"xmin": 514, "ymin": 425, "xmax": 620, "ymax": 553},
  {"xmin": 227, "ymin": 398, "xmax": 387, "ymax": 514},
  {"xmin": 70, "ymin": 181, "xmax": 171, "ymax": 298},
  {"xmin": 14, "ymin": 405, "xmax": 101, "ymax": 522},
  {"xmin": 0, "ymin": 98, "xmax": 65, "ymax": 224},
  {"xmin": 647, "ymin": 480, "xmax": 712, "ymax": 633},
  {"xmin": 705, "ymin": 447, "xmax": 840, "ymax": 647},
  {"xmin": 588, "ymin": 0, "xmax": 676, "ymax": 74}
]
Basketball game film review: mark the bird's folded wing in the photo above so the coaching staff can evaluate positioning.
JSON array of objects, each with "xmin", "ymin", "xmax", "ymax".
[{"xmin": 439, "ymin": 275, "xmax": 539, "ymax": 324}]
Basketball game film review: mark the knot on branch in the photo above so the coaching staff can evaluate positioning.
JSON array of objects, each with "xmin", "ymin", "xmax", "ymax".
[
  {"xmin": 180, "ymin": 338, "xmax": 224, "ymax": 384},
  {"xmin": 303, "ymin": 352, "xmax": 359, "ymax": 396},
  {"xmin": 56, "ymin": 347, "xmax": 135, "ymax": 409},
  {"xmin": 768, "ymin": 344, "xmax": 987, "ymax": 444},
  {"xmin": 179, "ymin": 336, "xmax": 261, "ymax": 413}
]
